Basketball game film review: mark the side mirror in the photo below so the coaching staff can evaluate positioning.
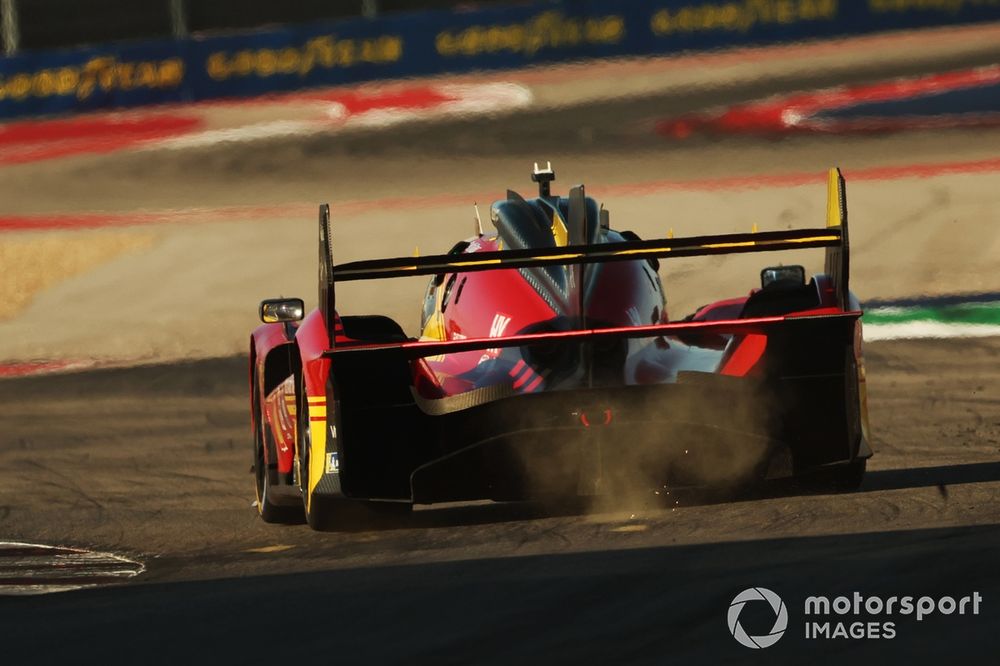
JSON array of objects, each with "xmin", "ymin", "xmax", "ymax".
[
  {"xmin": 760, "ymin": 265, "xmax": 805, "ymax": 289},
  {"xmin": 259, "ymin": 298, "xmax": 304, "ymax": 324}
]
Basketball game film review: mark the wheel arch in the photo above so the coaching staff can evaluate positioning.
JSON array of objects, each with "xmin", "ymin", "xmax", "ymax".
[{"xmin": 262, "ymin": 342, "xmax": 300, "ymax": 397}]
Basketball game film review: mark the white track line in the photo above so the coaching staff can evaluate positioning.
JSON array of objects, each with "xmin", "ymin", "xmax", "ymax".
[
  {"xmin": 0, "ymin": 542, "xmax": 144, "ymax": 596},
  {"xmin": 150, "ymin": 82, "xmax": 533, "ymax": 150},
  {"xmin": 152, "ymin": 119, "xmax": 318, "ymax": 150},
  {"xmin": 864, "ymin": 322, "xmax": 1000, "ymax": 341}
]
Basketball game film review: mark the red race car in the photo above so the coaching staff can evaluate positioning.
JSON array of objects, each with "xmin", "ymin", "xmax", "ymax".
[{"xmin": 249, "ymin": 165, "xmax": 871, "ymax": 529}]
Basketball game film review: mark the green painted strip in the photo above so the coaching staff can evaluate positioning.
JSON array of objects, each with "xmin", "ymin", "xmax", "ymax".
[{"xmin": 865, "ymin": 301, "xmax": 1000, "ymax": 326}]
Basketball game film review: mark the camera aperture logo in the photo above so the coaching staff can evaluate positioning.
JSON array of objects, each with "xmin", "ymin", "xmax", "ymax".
[{"xmin": 728, "ymin": 587, "xmax": 788, "ymax": 649}]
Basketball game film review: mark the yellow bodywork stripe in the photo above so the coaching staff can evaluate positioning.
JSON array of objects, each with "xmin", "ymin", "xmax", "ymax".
[
  {"xmin": 704, "ymin": 240, "xmax": 756, "ymax": 249},
  {"xmin": 364, "ymin": 257, "xmax": 504, "ymax": 274},
  {"xmin": 307, "ymin": 419, "xmax": 327, "ymax": 503},
  {"xmin": 421, "ymin": 316, "xmax": 446, "ymax": 341},
  {"xmin": 450, "ymin": 258, "xmax": 503, "ymax": 267},
  {"xmin": 614, "ymin": 248, "xmax": 656, "ymax": 256},
  {"xmin": 420, "ymin": 278, "xmax": 447, "ymax": 341},
  {"xmin": 302, "ymin": 396, "xmax": 328, "ymax": 510},
  {"xmin": 551, "ymin": 209, "xmax": 569, "ymax": 247},
  {"xmin": 610, "ymin": 235, "xmax": 838, "ymax": 255},
  {"xmin": 702, "ymin": 235, "xmax": 838, "ymax": 250},
  {"xmin": 781, "ymin": 235, "xmax": 840, "ymax": 244}
]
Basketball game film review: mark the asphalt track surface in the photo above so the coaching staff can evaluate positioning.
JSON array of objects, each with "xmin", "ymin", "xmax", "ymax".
[
  {"xmin": 2, "ymin": 36, "xmax": 1000, "ymax": 664},
  {"xmin": 2, "ymin": 340, "xmax": 1000, "ymax": 663}
]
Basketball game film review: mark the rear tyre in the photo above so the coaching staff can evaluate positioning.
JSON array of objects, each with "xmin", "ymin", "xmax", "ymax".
[
  {"xmin": 800, "ymin": 458, "xmax": 867, "ymax": 493},
  {"xmin": 297, "ymin": 376, "xmax": 412, "ymax": 531},
  {"xmin": 253, "ymin": 384, "xmax": 303, "ymax": 524},
  {"xmin": 830, "ymin": 458, "xmax": 867, "ymax": 491}
]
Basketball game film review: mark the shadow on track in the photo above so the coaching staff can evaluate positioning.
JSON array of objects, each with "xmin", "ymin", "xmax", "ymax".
[
  {"xmin": 260, "ymin": 460, "xmax": 1000, "ymax": 534},
  {"xmin": 2, "ymin": 523, "xmax": 997, "ymax": 665},
  {"xmin": 863, "ymin": 461, "xmax": 1000, "ymax": 493}
]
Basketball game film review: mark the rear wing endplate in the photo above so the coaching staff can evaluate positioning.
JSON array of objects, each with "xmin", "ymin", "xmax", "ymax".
[{"xmin": 824, "ymin": 167, "xmax": 850, "ymax": 308}]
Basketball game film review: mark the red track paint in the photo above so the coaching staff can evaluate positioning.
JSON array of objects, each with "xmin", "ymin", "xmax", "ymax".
[
  {"xmin": 0, "ymin": 360, "xmax": 91, "ymax": 377},
  {"xmin": 305, "ymin": 87, "xmax": 453, "ymax": 113},
  {"xmin": 656, "ymin": 65, "xmax": 1000, "ymax": 138},
  {"xmin": 0, "ymin": 84, "xmax": 520, "ymax": 165},
  {"xmin": 0, "ymin": 114, "xmax": 203, "ymax": 165}
]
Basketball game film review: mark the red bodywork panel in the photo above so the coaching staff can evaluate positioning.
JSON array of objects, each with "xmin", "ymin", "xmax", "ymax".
[{"xmin": 250, "ymin": 308, "xmax": 333, "ymax": 476}]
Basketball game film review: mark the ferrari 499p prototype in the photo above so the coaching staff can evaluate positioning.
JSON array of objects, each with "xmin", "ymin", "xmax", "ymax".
[{"xmin": 250, "ymin": 165, "xmax": 871, "ymax": 529}]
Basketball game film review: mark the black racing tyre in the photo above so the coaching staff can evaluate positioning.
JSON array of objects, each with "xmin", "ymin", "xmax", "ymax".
[
  {"xmin": 253, "ymin": 383, "xmax": 303, "ymax": 524},
  {"xmin": 296, "ymin": 375, "xmax": 412, "ymax": 531},
  {"xmin": 801, "ymin": 458, "xmax": 867, "ymax": 493},
  {"xmin": 308, "ymin": 497, "xmax": 412, "ymax": 532},
  {"xmin": 830, "ymin": 458, "xmax": 867, "ymax": 491}
]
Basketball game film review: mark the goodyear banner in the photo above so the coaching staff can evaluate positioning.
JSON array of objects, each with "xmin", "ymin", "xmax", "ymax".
[
  {"xmin": 0, "ymin": 40, "xmax": 188, "ymax": 118},
  {"xmin": 2, "ymin": 0, "xmax": 999, "ymax": 119}
]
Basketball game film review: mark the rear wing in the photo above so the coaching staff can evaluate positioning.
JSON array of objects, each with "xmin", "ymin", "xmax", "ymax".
[{"xmin": 317, "ymin": 168, "xmax": 852, "ymax": 346}]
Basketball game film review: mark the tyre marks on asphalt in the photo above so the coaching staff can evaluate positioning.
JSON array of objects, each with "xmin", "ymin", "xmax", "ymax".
[{"xmin": 0, "ymin": 542, "xmax": 144, "ymax": 596}]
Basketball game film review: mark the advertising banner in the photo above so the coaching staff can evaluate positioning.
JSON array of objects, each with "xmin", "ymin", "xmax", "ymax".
[{"xmin": 2, "ymin": 0, "xmax": 998, "ymax": 119}]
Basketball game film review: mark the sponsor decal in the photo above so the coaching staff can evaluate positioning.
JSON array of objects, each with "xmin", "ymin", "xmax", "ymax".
[
  {"xmin": 435, "ymin": 10, "xmax": 624, "ymax": 58},
  {"xmin": 651, "ymin": 0, "xmax": 837, "ymax": 37},
  {"xmin": 869, "ymin": 0, "xmax": 997, "ymax": 14},
  {"xmin": 205, "ymin": 34, "xmax": 403, "ymax": 82},
  {"xmin": 325, "ymin": 451, "xmax": 340, "ymax": 474},
  {"xmin": 489, "ymin": 313, "xmax": 512, "ymax": 338},
  {"xmin": 0, "ymin": 56, "xmax": 184, "ymax": 103},
  {"xmin": 486, "ymin": 312, "xmax": 512, "ymax": 357}
]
